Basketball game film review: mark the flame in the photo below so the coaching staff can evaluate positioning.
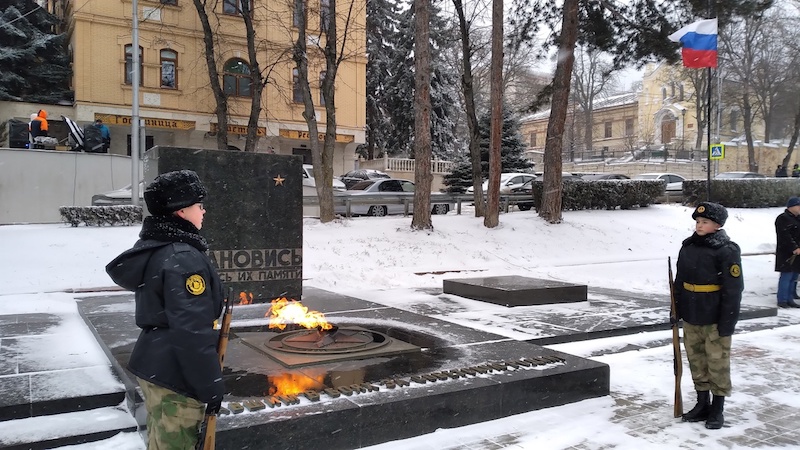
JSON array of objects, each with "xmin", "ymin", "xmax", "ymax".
[
  {"xmin": 267, "ymin": 297, "xmax": 332, "ymax": 331},
  {"xmin": 267, "ymin": 371, "xmax": 325, "ymax": 397},
  {"xmin": 238, "ymin": 292, "xmax": 253, "ymax": 305}
]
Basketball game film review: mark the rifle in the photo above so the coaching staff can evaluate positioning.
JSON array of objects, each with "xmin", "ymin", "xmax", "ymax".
[
  {"xmin": 668, "ymin": 257, "xmax": 683, "ymax": 418},
  {"xmin": 197, "ymin": 287, "xmax": 234, "ymax": 450}
]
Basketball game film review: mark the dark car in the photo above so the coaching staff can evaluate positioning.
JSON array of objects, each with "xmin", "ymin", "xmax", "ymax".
[
  {"xmin": 339, "ymin": 169, "xmax": 391, "ymax": 189},
  {"xmin": 715, "ymin": 171, "xmax": 766, "ymax": 179},
  {"xmin": 581, "ymin": 173, "xmax": 631, "ymax": 180},
  {"xmin": 511, "ymin": 176, "xmax": 582, "ymax": 211}
]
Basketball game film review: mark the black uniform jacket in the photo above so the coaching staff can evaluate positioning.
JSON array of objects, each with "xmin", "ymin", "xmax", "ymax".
[
  {"xmin": 775, "ymin": 210, "xmax": 800, "ymax": 272},
  {"xmin": 106, "ymin": 232, "xmax": 224, "ymax": 403},
  {"xmin": 674, "ymin": 230, "xmax": 743, "ymax": 337}
]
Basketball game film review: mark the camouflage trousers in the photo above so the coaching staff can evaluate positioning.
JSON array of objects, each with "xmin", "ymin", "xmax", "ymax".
[
  {"xmin": 138, "ymin": 378, "xmax": 205, "ymax": 450},
  {"xmin": 682, "ymin": 323, "xmax": 732, "ymax": 397}
]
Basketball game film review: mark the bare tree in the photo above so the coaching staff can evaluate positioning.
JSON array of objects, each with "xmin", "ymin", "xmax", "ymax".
[
  {"xmin": 571, "ymin": 46, "xmax": 616, "ymax": 153},
  {"xmin": 410, "ymin": 0, "xmax": 434, "ymax": 230},
  {"xmin": 240, "ymin": 0, "xmax": 264, "ymax": 152},
  {"xmin": 191, "ymin": 0, "xmax": 229, "ymax": 150},
  {"xmin": 484, "ymin": 0, "xmax": 504, "ymax": 228},
  {"xmin": 720, "ymin": 14, "xmax": 766, "ymax": 172},
  {"xmin": 293, "ymin": 0, "xmax": 364, "ymax": 223},
  {"xmin": 452, "ymin": 0, "xmax": 486, "ymax": 217},
  {"xmin": 539, "ymin": 0, "xmax": 578, "ymax": 224}
]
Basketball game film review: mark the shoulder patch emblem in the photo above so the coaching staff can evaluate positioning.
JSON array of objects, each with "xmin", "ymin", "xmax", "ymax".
[
  {"xmin": 186, "ymin": 274, "xmax": 206, "ymax": 295},
  {"xmin": 696, "ymin": 205, "xmax": 706, "ymax": 213},
  {"xmin": 730, "ymin": 264, "xmax": 741, "ymax": 277}
]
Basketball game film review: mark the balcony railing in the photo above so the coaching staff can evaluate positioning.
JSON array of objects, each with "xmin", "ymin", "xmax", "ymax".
[{"xmin": 359, "ymin": 156, "xmax": 455, "ymax": 174}]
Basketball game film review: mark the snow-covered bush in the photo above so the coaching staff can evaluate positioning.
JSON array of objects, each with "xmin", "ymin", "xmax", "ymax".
[
  {"xmin": 529, "ymin": 180, "xmax": 664, "ymax": 211},
  {"xmin": 683, "ymin": 179, "xmax": 798, "ymax": 208},
  {"xmin": 59, "ymin": 206, "xmax": 142, "ymax": 227}
]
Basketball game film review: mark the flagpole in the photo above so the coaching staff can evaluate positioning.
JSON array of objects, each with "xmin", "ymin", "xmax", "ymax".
[{"xmin": 706, "ymin": 66, "xmax": 712, "ymax": 201}]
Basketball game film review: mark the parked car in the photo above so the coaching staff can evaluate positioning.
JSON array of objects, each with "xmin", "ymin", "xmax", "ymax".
[
  {"xmin": 533, "ymin": 172, "xmax": 583, "ymax": 182},
  {"xmin": 633, "ymin": 173, "xmax": 686, "ymax": 193},
  {"xmin": 91, "ymin": 182, "xmax": 145, "ymax": 206},
  {"xmin": 465, "ymin": 173, "xmax": 535, "ymax": 194},
  {"xmin": 334, "ymin": 178, "xmax": 453, "ymax": 216},
  {"xmin": 581, "ymin": 173, "xmax": 630, "ymax": 180},
  {"xmin": 511, "ymin": 175, "xmax": 582, "ymax": 211},
  {"xmin": 303, "ymin": 164, "xmax": 346, "ymax": 191},
  {"xmin": 715, "ymin": 171, "xmax": 766, "ymax": 179},
  {"xmin": 339, "ymin": 169, "xmax": 391, "ymax": 189}
]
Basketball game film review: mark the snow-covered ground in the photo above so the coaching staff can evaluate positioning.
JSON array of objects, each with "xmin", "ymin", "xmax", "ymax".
[{"xmin": 2, "ymin": 203, "xmax": 799, "ymax": 449}]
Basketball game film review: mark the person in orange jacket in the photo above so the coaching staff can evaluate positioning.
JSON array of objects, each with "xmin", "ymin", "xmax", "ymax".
[{"xmin": 29, "ymin": 109, "xmax": 49, "ymax": 140}]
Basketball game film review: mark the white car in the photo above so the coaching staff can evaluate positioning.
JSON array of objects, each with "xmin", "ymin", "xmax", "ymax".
[
  {"xmin": 633, "ymin": 173, "xmax": 686, "ymax": 193},
  {"xmin": 303, "ymin": 164, "xmax": 346, "ymax": 191},
  {"xmin": 91, "ymin": 182, "xmax": 145, "ymax": 206},
  {"xmin": 465, "ymin": 173, "xmax": 535, "ymax": 194},
  {"xmin": 335, "ymin": 178, "xmax": 453, "ymax": 216}
]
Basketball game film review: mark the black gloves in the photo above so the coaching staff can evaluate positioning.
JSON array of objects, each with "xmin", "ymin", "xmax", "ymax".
[{"xmin": 206, "ymin": 400, "xmax": 222, "ymax": 415}]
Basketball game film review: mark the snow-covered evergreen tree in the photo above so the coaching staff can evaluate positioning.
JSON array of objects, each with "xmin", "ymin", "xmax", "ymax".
[
  {"xmin": 367, "ymin": 0, "xmax": 459, "ymax": 159},
  {"xmin": 0, "ymin": 0, "xmax": 72, "ymax": 103},
  {"xmin": 364, "ymin": 0, "xmax": 402, "ymax": 160},
  {"xmin": 443, "ymin": 106, "xmax": 533, "ymax": 193}
]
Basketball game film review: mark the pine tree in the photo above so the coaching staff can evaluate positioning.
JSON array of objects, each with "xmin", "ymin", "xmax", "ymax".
[
  {"xmin": 0, "ymin": 0, "xmax": 72, "ymax": 103},
  {"xmin": 373, "ymin": 1, "xmax": 459, "ymax": 159},
  {"xmin": 364, "ymin": 0, "xmax": 402, "ymax": 160},
  {"xmin": 443, "ymin": 106, "xmax": 533, "ymax": 193}
]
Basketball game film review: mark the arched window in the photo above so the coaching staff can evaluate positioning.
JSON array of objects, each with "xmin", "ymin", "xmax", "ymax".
[
  {"xmin": 160, "ymin": 49, "xmax": 177, "ymax": 89},
  {"xmin": 125, "ymin": 44, "xmax": 143, "ymax": 86},
  {"xmin": 223, "ymin": 59, "xmax": 251, "ymax": 97}
]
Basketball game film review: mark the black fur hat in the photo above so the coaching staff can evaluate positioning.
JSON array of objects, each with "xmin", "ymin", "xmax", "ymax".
[
  {"xmin": 144, "ymin": 170, "xmax": 207, "ymax": 216},
  {"xmin": 691, "ymin": 202, "xmax": 727, "ymax": 226}
]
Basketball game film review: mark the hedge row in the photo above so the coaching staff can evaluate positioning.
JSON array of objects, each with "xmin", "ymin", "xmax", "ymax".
[
  {"xmin": 529, "ymin": 179, "xmax": 665, "ymax": 211},
  {"xmin": 683, "ymin": 178, "xmax": 800, "ymax": 207},
  {"xmin": 59, "ymin": 205, "xmax": 142, "ymax": 227}
]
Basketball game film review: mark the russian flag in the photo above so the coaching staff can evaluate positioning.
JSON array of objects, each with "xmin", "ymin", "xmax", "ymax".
[{"xmin": 668, "ymin": 19, "xmax": 717, "ymax": 68}]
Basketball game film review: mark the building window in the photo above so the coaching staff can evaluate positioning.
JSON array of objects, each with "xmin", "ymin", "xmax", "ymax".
[
  {"xmin": 160, "ymin": 49, "xmax": 177, "ymax": 89},
  {"xmin": 320, "ymin": 0, "xmax": 330, "ymax": 29},
  {"xmin": 529, "ymin": 132, "xmax": 536, "ymax": 147},
  {"xmin": 604, "ymin": 121, "xmax": 612, "ymax": 138},
  {"xmin": 161, "ymin": 0, "xmax": 177, "ymax": 5},
  {"xmin": 319, "ymin": 71, "xmax": 326, "ymax": 105},
  {"xmin": 222, "ymin": 59, "xmax": 251, "ymax": 97},
  {"xmin": 661, "ymin": 87, "xmax": 667, "ymax": 100},
  {"xmin": 293, "ymin": 0, "xmax": 306, "ymax": 27},
  {"xmin": 223, "ymin": 0, "xmax": 249, "ymax": 15},
  {"xmin": 293, "ymin": 68, "xmax": 304, "ymax": 103},
  {"xmin": 625, "ymin": 118, "xmax": 634, "ymax": 136},
  {"xmin": 125, "ymin": 44, "xmax": 143, "ymax": 86},
  {"xmin": 679, "ymin": 84, "xmax": 684, "ymax": 101}
]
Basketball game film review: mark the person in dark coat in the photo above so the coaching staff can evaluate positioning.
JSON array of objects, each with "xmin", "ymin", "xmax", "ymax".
[
  {"xmin": 774, "ymin": 196, "xmax": 800, "ymax": 308},
  {"xmin": 106, "ymin": 170, "xmax": 224, "ymax": 449},
  {"xmin": 775, "ymin": 165, "xmax": 788, "ymax": 177},
  {"xmin": 674, "ymin": 202, "xmax": 743, "ymax": 430}
]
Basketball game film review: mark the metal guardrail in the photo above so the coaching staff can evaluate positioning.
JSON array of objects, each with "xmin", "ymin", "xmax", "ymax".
[{"xmin": 303, "ymin": 192, "xmax": 536, "ymax": 216}]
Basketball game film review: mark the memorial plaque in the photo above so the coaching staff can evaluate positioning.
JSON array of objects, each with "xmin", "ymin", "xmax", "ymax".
[{"xmin": 144, "ymin": 146, "xmax": 302, "ymax": 303}]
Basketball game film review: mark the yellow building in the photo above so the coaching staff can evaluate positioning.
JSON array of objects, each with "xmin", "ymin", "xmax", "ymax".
[
  {"xmin": 6, "ymin": 0, "xmax": 366, "ymax": 175},
  {"xmin": 520, "ymin": 62, "xmax": 797, "ymax": 176},
  {"xmin": 520, "ymin": 92, "xmax": 639, "ymax": 163}
]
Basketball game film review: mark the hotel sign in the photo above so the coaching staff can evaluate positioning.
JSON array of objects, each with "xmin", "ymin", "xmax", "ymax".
[
  {"xmin": 210, "ymin": 123, "xmax": 267, "ymax": 137},
  {"xmin": 95, "ymin": 114, "xmax": 195, "ymax": 130},
  {"xmin": 279, "ymin": 129, "xmax": 355, "ymax": 143}
]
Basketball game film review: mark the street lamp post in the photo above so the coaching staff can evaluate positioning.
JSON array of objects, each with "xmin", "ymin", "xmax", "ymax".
[{"xmin": 681, "ymin": 108, "xmax": 686, "ymax": 154}]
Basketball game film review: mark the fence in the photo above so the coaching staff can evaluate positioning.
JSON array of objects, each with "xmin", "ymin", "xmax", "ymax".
[{"xmin": 359, "ymin": 156, "xmax": 455, "ymax": 174}]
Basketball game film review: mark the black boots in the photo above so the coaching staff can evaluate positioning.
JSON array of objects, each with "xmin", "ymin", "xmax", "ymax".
[
  {"xmin": 682, "ymin": 391, "xmax": 711, "ymax": 422},
  {"xmin": 705, "ymin": 395, "xmax": 725, "ymax": 429}
]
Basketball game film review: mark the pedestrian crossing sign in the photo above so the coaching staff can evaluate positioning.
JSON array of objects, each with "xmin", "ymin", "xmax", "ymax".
[{"xmin": 709, "ymin": 144, "xmax": 725, "ymax": 160}]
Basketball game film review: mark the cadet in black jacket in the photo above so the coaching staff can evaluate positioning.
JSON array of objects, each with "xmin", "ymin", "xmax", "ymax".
[
  {"xmin": 774, "ymin": 196, "xmax": 800, "ymax": 308},
  {"xmin": 106, "ymin": 170, "xmax": 224, "ymax": 449},
  {"xmin": 674, "ymin": 202, "xmax": 743, "ymax": 430}
]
